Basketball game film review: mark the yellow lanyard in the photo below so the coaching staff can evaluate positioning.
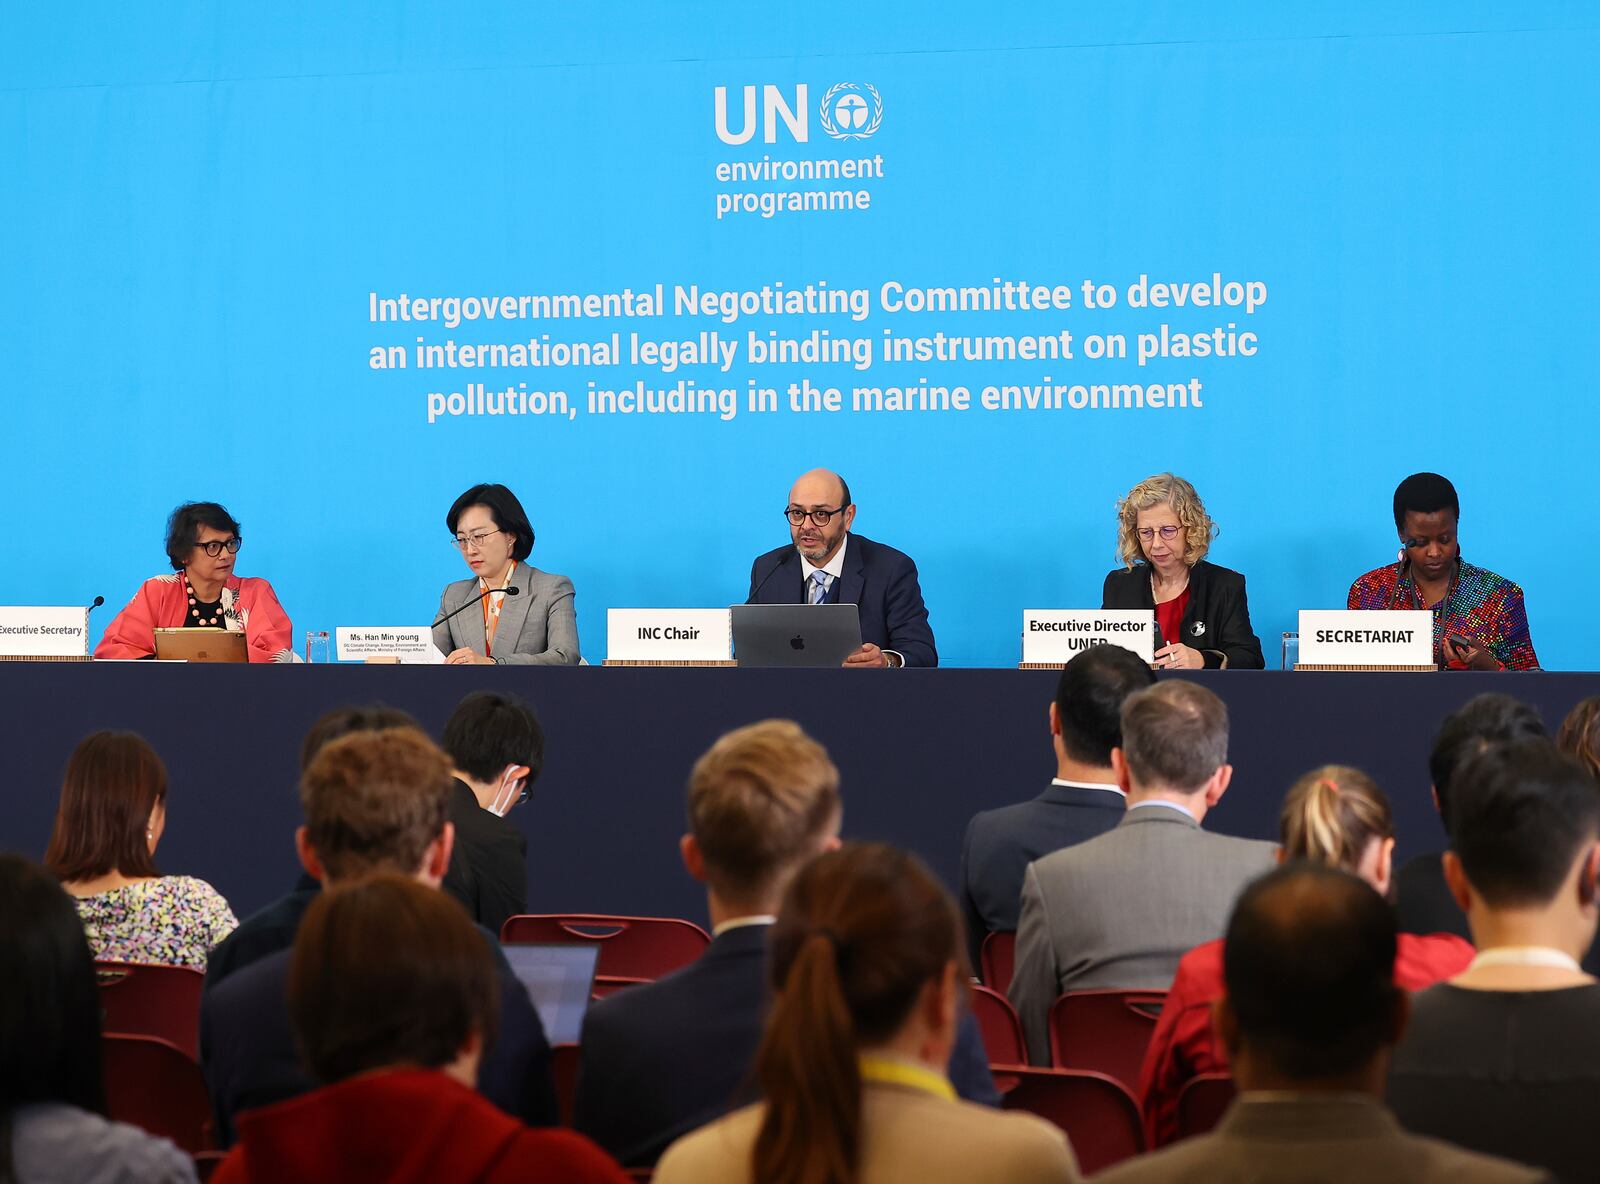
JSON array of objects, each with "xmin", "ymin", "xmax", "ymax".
[{"xmin": 858, "ymin": 1055, "xmax": 956, "ymax": 1102}]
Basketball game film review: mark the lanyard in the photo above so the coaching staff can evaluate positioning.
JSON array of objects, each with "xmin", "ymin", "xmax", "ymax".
[
  {"xmin": 1468, "ymin": 946, "xmax": 1582, "ymax": 972},
  {"xmin": 858, "ymin": 1054, "xmax": 956, "ymax": 1102}
]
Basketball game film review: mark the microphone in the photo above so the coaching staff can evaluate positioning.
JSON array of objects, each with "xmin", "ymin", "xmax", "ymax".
[
  {"xmin": 433, "ymin": 585, "xmax": 520, "ymax": 628},
  {"xmin": 84, "ymin": 595, "xmax": 105, "ymax": 656}
]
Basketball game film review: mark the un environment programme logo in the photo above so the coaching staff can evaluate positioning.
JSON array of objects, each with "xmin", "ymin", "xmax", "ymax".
[
  {"xmin": 711, "ymin": 83, "xmax": 888, "ymax": 221},
  {"xmin": 819, "ymin": 82, "xmax": 883, "ymax": 141}
]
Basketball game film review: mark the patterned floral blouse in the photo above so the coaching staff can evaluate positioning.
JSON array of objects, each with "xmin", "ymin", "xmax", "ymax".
[
  {"xmin": 73, "ymin": 876, "xmax": 239, "ymax": 970},
  {"xmin": 1346, "ymin": 558, "xmax": 1539, "ymax": 671}
]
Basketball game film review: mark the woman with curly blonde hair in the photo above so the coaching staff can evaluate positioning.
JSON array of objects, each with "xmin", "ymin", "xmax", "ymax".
[{"xmin": 1101, "ymin": 473, "xmax": 1264, "ymax": 669}]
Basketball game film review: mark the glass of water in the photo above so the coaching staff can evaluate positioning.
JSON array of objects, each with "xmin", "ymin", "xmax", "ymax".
[
  {"xmin": 305, "ymin": 630, "xmax": 331, "ymax": 664},
  {"xmin": 1280, "ymin": 632, "xmax": 1299, "ymax": 671}
]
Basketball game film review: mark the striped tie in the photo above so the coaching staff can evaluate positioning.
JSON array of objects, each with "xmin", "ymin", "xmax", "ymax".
[{"xmin": 809, "ymin": 572, "xmax": 832, "ymax": 604}]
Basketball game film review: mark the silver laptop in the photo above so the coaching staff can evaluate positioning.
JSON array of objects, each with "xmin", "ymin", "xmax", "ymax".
[
  {"xmin": 730, "ymin": 603, "xmax": 863, "ymax": 668},
  {"xmin": 500, "ymin": 943, "xmax": 601, "ymax": 1044}
]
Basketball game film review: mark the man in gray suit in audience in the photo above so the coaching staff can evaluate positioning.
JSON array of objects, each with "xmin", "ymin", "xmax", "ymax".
[
  {"xmin": 1092, "ymin": 864, "xmax": 1547, "ymax": 1184},
  {"xmin": 1009, "ymin": 679, "xmax": 1276, "ymax": 1064}
]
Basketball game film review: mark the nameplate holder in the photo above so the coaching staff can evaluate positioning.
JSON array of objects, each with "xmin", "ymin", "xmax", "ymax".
[
  {"xmin": 336, "ymin": 626, "xmax": 445, "ymax": 664},
  {"xmin": 605, "ymin": 609, "xmax": 733, "ymax": 666},
  {"xmin": 1020, "ymin": 609, "xmax": 1155, "ymax": 667},
  {"xmin": 0, "ymin": 606, "xmax": 92, "ymax": 659},
  {"xmin": 1295, "ymin": 610, "xmax": 1435, "ymax": 671}
]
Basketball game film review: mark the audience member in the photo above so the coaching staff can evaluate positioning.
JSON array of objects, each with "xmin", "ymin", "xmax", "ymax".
[
  {"xmin": 211, "ymin": 878, "xmax": 626, "ymax": 1184},
  {"xmin": 959, "ymin": 644, "xmax": 1153, "ymax": 964},
  {"xmin": 1395, "ymin": 693, "xmax": 1546, "ymax": 942},
  {"xmin": 45, "ymin": 731, "xmax": 236, "ymax": 969},
  {"xmin": 1556, "ymin": 695, "xmax": 1600, "ymax": 784},
  {"xmin": 0, "ymin": 853, "xmax": 197, "ymax": 1184},
  {"xmin": 1009, "ymin": 680, "xmax": 1275, "ymax": 1064},
  {"xmin": 1388, "ymin": 739, "xmax": 1600, "ymax": 1183},
  {"xmin": 1138, "ymin": 765, "xmax": 1474, "ymax": 1146},
  {"xmin": 200, "ymin": 727, "xmax": 557, "ymax": 1144},
  {"xmin": 439, "ymin": 690, "xmax": 544, "ymax": 933},
  {"xmin": 655, "ymin": 842, "xmax": 1078, "ymax": 1184},
  {"xmin": 574, "ymin": 720, "xmax": 998, "ymax": 1167},
  {"xmin": 205, "ymin": 704, "xmax": 419, "ymax": 989},
  {"xmin": 1096, "ymin": 864, "xmax": 1546, "ymax": 1183}
]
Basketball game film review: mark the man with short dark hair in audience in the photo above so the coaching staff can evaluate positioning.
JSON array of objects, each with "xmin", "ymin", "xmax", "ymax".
[
  {"xmin": 439, "ymin": 690, "xmax": 545, "ymax": 934},
  {"xmin": 959, "ymin": 643, "xmax": 1153, "ymax": 966},
  {"xmin": 1009, "ymin": 680, "xmax": 1276, "ymax": 1065},
  {"xmin": 572, "ymin": 719, "xmax": 998, "ymax": 1167},
  {"xmin": 1396, "ymin": 693, "xmax": 1547, "ymax": 942},
  {"xmin": 200, "ymin": 728, "xmax": 557, "ymax": 1144},
  {"xmin": 1388, "ymin": 739, "xmax": 1600, "ymax": 1183},
  {"xmin": 1093, "ymin": 864, "xmax": 1547, "ymax": 1183}
]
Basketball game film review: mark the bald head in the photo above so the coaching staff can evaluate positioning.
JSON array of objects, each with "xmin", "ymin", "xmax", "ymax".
[
  {"xmin": 789, "ymin": 469, "xmax": 851, "ymax": 509},
  {"xmin": 786, "ymin": 469, "xmax": 855, "ymax": 565}
]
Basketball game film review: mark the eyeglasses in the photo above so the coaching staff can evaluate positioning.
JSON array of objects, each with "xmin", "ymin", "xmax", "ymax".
[
  {"xmin": 196, "ymin": 537, "xmax": 242, "ymax": 557},
  {"xmin": 1137, "ymin": 525, "xmax": 1182, "ymax": 542},
  {"xmin": 785, "ymin": 505, "xmax": 849, "ymax": 526},
  {"xmin": 451, "ymin": 529, "xmax": 504, "ymax": 552}
]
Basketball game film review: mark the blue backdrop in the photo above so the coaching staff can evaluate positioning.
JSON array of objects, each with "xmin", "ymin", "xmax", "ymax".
[{"xmin": 3, "ymin": 3, "xmax": 1595, "ymax": 667}]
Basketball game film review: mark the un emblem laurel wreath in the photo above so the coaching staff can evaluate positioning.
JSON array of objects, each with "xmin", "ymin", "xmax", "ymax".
[{"xmin": 819, "ymin": 82, "xmax": 883, "ymax": 140}]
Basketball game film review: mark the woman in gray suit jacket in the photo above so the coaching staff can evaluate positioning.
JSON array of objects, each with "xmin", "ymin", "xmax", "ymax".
[{"xmin": 435, "ymin": 483, "xmax": 580, "ymax": 665}]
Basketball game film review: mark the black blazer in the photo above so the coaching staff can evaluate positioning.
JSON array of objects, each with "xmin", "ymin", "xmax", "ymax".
[
  {"xmin": 573, "ymin": 923, "xmax": 997, "ymax": 1167},
  {"xmin": 442, "ymin": 779, "xmax": 528, "ymax": 935},
  {"xmin": 1101, "ymin": 559, "xmax": 1264, "ymax": 669},
  {"xmin": 746, "ymin": 533, "xmax": 937, "ymax": 667}
]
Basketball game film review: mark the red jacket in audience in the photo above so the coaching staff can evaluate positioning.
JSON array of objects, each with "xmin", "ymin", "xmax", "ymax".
[
  {"xmin": 1138, "ymin": 931, "xmax": 1474, "ymax": 1147},
  {"xmin": 212, "ymin": 1067, "xmax": 629, "ymax": 1184}
]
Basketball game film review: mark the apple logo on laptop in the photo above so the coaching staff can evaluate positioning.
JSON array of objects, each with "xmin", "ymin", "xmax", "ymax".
[{"xmin": 789, "ymin": 635, "xmax": 806, "ymax": 651}]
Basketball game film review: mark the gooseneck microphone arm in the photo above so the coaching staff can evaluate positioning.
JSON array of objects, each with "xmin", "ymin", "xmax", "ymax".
[{"xmin": 432, "ymin": 585, "xmax": 521, "ymax": 629}]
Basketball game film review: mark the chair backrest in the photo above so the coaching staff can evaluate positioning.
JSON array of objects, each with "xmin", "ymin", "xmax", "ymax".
[
  {"xmin": 994, "ymin": 1066, "xmax": 1144, "ymax": 1175},
  {"xmin": 101, "ymin": 1033, "xmax": 214, "ymax": 1153},
  {"xmin": 969, "ymin": 983, "xmax": 1027, "ymax": 1066},
  {"xmin": 499, "ymin": 914, "xmax": 711, "ymax": 981},
  {"xmin": 550, "ymin": 1043, "xmax": 581, "ymax": 1127},
  {"xmin": 1175, "ymin": 1072, "xmax": 1236, "ymax": 1143},
  {"xmin": 980, "ymin": 931, "xmax": 1016, "ymax": 993},
  {"xmin": 1048, "ymin": 989, "xmax": 1166, "ymax": 1089},
  {"xmin": 95, "ymin": 961, "xmax": 206, "ymax": 1062}
]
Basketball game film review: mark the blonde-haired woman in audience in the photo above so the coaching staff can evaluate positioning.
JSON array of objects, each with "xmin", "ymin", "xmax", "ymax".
[
  {"xmin": 1137, "ymin": 765, "xmax": 1474, "ymax": 1147},
  {"xmin": 44, "ymin": 732, "xmax": 236, "ymax": 969},
  {"xmin": 656, "ymin": 842, "xmax": 1079, "ymax": 1184}
]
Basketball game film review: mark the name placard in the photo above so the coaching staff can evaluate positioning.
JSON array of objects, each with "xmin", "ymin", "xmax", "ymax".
[
  {"xmin": 336, "ymin": 626, "xmax": 445, "ymax": 664},
  {"xmin": 1021, "ymin": 609, "xmax": 1155, "ymax": 667},
  {"xmin": 605, "ymin": 609, "xmax": 732, "ymax": 665},
  {"xmin": 0, "ymin": 606, "xmax": 90, "ymax": 658},
  {"xmin": 1296, "ymin": 610, "xmax": 1434, "ymax": 670}
]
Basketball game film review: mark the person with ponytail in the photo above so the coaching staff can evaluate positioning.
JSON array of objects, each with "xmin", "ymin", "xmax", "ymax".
[
  {"xmin": 1136, "ymin": 765, "xmax": 1475, "ymax": 1147},
  {"xmin": 655, "ymin": 842, "xmax": 1078, "ymax": 1184}
]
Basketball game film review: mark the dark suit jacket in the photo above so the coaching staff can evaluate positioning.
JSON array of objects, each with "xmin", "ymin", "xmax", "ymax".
[
  {"xmin": 443, "ymin": 779, "xmax": 528, "ymax": 935},
  {"xmin": 746, "ymin": 533, "xmax": 937, "ymax": 667},
  {"xmin": 573, "ymin": 923, "xmax": 998, "ymax": 1167},
  {"xmin": 200, "ymin": 924, "xmax": 557, "ymax": 1145},
  {"xmin": 204, "ymin": 880, "xmax": 319, "ymax": 994},
  {"xmin": 959, "ymin": 781, "xmax": 1126, "ymax": 967},
  {"xmin": 1102, "ymin": 559, "xmax": 1264, "ymax": 669}
]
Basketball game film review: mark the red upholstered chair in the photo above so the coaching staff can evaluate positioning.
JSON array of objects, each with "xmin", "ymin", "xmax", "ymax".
[
  {"xmin": 95, "ymin": 961, "xmax": 205, "ymax": 1061},
  {"xmin": 969, "ymin": 983, "xmax": 1028, "ymax": 1066},
  {"xmin": 101, "ymin": 1034, "xmax": 214, "ymax": 1153},
  {"xmin": 1047, "ymin": 989, "xmax": 1166, "ymax": 1090},
  {"xmin": 993, "ymin": 1066, "xmax": 1144, "ymax": 1175},
  {"xmin": 980, "ymin": 931, "xmax": 1016, "ymax": 994},
  {"xmin": 499, "ymin": 914, "xmax": 711, "ymax": 982},
  {"xmin": 1175, "ymin": 1072, "xmax": 1236, "ymax": 1143},
  {"xmin": 550, "ymin": 1043, "xmax": 581, "ymax": 1127}
]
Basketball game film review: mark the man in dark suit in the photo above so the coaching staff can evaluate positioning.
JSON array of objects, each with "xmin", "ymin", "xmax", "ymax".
[
  {"xmin": 440, "ymin": 690, "xmax": 544, "ymax": 934},
  {"xmin": 959, "ymin": 643, "xmax": 1153, "ymax": 966},
  {"xmin": 200, "ymin": 728, "xmax": 557, "ymax": 1144},
  {"xmin": 746, "ymin": 468, "xmax": 936, "ymax": 668},
  {"xmin": 572, "ymin": 719, "xmax": 996, "ymax": 1167}
]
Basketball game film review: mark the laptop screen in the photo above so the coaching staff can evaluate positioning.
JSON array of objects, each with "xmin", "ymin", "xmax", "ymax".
[{"xmin": 500, "ymin": 942, "xmax": 601, "ymax": 1045}]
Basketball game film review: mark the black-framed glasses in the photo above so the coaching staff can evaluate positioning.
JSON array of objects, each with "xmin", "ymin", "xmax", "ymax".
[
  {"xmin": 1137, "ymin": 525, "xmax": 1181, "ymax": 542},
  {"xmin": 451, "ymin": 529, "xmax": 504, "ymax": 552},
  {"xmin": 197, "ymin": 537, "xmax": 242, "ymax": 557},
  {"xmin": 785, "ymin": 505, "xmax": 849, "ymax": 526}
]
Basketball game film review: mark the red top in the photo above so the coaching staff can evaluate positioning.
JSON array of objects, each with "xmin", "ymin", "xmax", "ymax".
[
  {"xmin": 1154, "ymin": 587, "xmax": 1190, "ymax": 651},
  {"xmin": 1137, "ymin": 930, "xmax": 1475, "ymax": 1147}
]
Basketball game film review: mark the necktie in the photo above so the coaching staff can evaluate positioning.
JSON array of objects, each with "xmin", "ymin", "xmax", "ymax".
[{"xmin": 809, "ymin": 572, "xmax": 832, "ymax": 604}]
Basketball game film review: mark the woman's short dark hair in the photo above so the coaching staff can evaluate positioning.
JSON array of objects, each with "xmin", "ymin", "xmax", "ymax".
[
  {"xmin": 0, "ymin": 854, "xmax": 107, "ymax": 1126},
  {"xmin": 446, "ymin": 484, "xmax": 534, "ymax": 562},
  {"xmin": 43, "ymin": 732, "xmax": 167, "ymax": 883},
  {"xmin": 288, "ymin": 876, "xmax": 498, "ymax": 1085},
  {"xmin": 1392, "ymin": 473, "xmax": 1458, "ymax": 531},
  {"xmin": 165, "ymin": 501, "xmax": 241, "ymax": 571}
]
